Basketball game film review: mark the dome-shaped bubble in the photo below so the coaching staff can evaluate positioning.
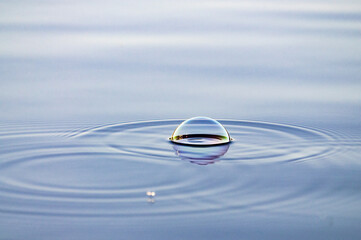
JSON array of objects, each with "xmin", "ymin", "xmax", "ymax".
[{"xmin": 170, "ymin": 116, "xmax": 231, "ymax": 146}]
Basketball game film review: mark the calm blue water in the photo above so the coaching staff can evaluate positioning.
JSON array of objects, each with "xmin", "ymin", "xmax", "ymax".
[{"xmin": 1, "ymin": 0, "xmax": 361, "ymax": 239}]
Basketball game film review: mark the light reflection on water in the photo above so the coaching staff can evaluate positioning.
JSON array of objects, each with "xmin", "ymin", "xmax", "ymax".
[{"xmin": 0, "ymin": 0, "xmax": 361, "ymax": 239}]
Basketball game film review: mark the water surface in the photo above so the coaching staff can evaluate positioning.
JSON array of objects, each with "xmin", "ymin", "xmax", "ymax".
[{"xmin": 0, "ymin": 0, "xmax": 361, "ymax": 239}]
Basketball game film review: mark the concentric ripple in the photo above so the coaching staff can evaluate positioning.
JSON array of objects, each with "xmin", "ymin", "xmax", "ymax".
[
  {"xmin": 74, "ymin": 120, "xmax": 339, "ymax": 164},
  {"xmin": 0, "ymin": 120, "xmax": 359, "ymax": 218}
]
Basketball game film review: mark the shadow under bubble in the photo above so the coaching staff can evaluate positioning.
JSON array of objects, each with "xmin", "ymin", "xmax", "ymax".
[{"xmin": 171, "ymin": 143, "xmax": 230, "ymax": 165}]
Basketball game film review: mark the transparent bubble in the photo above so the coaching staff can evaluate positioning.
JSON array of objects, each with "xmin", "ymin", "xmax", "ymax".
[{"xmin": 170, "ymin": 116, "xmax": 231, "ymax": 146}]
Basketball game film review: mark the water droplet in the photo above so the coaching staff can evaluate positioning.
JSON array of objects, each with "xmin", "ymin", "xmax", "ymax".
[
  {"xmin": 146, "ymin": 191, "xmax": 156, "ymax": 204},
  {"xmin": 170, "ymin": 116, "xmax": 231, "ymax": 146},
  {"xmin": 146, "ymin": 191, "xmax": 156, "ymax": 197}
]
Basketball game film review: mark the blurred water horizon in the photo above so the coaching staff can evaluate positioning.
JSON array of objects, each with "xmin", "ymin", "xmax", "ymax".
[{"xmin": 1, "ymin": 0, "xmax": 360, "ymax": 126}]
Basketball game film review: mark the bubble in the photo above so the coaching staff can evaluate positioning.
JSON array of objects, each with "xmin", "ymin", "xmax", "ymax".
[{"xmin": 170, "ymin": 117, "xmax": 231, "ymax": 146}]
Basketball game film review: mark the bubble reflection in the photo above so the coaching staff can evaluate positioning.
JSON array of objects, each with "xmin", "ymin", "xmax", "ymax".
[{"xmin": 172, "ymin": 143, "xmax": 230, "ymax": 165}]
